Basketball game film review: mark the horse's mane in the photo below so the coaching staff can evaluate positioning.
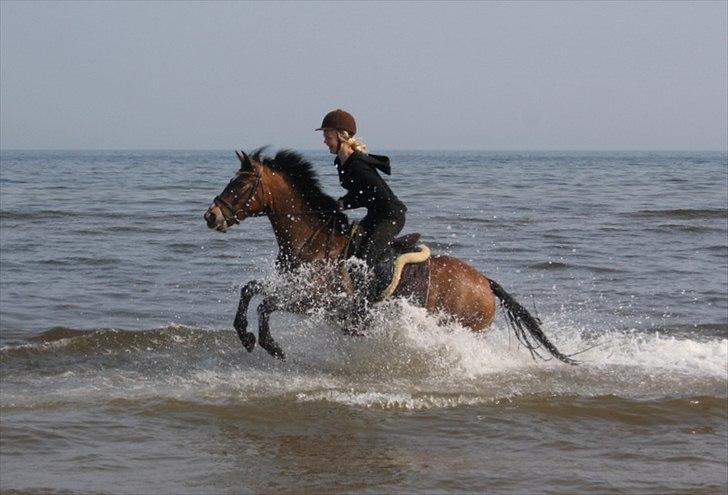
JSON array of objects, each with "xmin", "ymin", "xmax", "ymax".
[{"xmin": 251, "ymin": 147, "xmax": 349, "ymax": 233}]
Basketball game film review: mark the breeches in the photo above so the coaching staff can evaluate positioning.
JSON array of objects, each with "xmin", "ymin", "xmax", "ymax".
[{"xmin": 355, "ymin": 213, "xmax": 406, "ymax": 265}]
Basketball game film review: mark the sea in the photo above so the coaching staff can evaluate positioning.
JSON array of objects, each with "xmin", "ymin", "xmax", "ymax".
[{"xmin": 1, "ymin": 149, "xmax": 726, "ymax": 494}]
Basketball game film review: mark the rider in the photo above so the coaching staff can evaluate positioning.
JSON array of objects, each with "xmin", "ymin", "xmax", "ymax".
[{"xmin": 317, "ymin": 109, "xmax": 407, "ymax": 322}]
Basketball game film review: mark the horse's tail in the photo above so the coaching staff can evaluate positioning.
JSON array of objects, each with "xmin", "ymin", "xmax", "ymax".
[{"xmin": 489, "ymin": 279, "xmax": 577, "ymax": 365}]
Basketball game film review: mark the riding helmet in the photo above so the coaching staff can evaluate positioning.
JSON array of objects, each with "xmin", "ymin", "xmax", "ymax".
[{"xmin": 316, "ymin": 109, "xmax": 357, "ymax": 135}]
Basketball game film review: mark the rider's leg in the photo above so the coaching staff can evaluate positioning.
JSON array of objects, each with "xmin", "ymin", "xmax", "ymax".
[
  {"xmin": 345, "ymin": 214, "xmax": 406, "ymax": 332},
  {"xmin": 357, "ymin": 214, "xmax": 405, "ymax": 265}
]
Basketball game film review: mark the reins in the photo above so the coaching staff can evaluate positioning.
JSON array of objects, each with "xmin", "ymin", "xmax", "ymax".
[
  {"xmin": 294, "ymin": 210, "xmax": 339, "ymax": 261},
  {"xmin": 213, "ymin": 172, "xmax": 264, "ymax": 225},
  {"xmin": 217, "ymin": 170, "xmax": 342, "ymax": 262},
  {"xmin": 216, "ymin": 172, "xmax": 339, "ymax": 222}
]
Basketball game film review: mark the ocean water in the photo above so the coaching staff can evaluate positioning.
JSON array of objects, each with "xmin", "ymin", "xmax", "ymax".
[{"xmin": 0, "ymin": 149, "xmax": 726, "ymax": 494}]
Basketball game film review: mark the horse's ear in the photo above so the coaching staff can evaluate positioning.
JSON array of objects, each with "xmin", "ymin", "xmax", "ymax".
[{"xmin": 236, "ymin": 150, "xmax": 252, "ymax": 171}]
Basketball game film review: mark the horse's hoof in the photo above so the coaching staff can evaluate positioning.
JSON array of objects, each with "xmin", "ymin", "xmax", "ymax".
[
  {"xmin": 260, "ymin": 338, "xmax": 286, "ymax": 360},
  {"xmin": 239, "ymin": 332, "xmax": 256, "ymax": 352},
  {"xmin": 267, "ymin": 343, "xmax": 286, "ymax": 360}
]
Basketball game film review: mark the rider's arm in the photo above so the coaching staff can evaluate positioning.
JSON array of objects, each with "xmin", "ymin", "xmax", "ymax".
[{"xmin": 337, "ymin": 162, "xmax": 384, "ymax": 210}]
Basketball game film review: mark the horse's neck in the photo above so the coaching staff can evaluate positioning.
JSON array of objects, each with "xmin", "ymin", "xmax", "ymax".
[{"xmin": 265, "ymin": 178, "xmax": 347, "ymax": 266}]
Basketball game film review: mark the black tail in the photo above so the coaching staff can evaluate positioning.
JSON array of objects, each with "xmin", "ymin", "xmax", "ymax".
[{"xmin": 489, "ymin": 279, "xmax": 577, "ymax": 365}]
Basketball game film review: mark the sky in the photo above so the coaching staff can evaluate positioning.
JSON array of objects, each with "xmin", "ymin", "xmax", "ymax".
[{"xmin": 1, "ymin": 1, "xmax": 726, "ymax": 151}]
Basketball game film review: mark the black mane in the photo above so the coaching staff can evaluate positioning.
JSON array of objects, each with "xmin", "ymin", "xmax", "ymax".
[{"xmin": 251, "ymin": 147, "xmax": 349, "ymax": 232}]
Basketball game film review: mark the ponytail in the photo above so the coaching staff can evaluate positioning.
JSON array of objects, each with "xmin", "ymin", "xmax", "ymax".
[{"xmin": 336, "ymin": 130, "xmax": 368, "ymax": 154}]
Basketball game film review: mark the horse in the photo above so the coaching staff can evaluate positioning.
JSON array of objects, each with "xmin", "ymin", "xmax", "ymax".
[{"xmin": 204, "ymin": 149, "xmax": 576, "ymax": 364}]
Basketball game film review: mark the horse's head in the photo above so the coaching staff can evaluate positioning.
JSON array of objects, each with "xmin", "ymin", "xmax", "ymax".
[{"xmin": 205, "ymin": 151, "xmax": 268, "ymax": 232}]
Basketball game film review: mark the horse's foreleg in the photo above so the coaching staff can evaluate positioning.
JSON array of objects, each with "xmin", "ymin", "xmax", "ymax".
[
  {"xmin": 234, "ymin": 280, "xmax": 263, "ymax": 352},
  {"xmin": 256, "ymin": 296, "xmax": 286, "ymax": 360}
]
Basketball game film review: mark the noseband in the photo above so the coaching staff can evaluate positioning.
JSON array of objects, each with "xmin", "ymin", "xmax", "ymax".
[{"xmin": 214, "ymin": 172, "xmax": 264, "ymax": 225}]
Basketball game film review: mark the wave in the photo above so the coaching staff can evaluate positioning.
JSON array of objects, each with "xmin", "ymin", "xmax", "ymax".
[
  {"xmin": 698, "ymin": 245, "xmax": 728, "ymax": 255},
  {"xmin": 527, "ymin": 261, "xmax": 623, "ymax": 273},
  {"xmin": 36, "ymin": 256, "xmax": 120, "ymax": 267},
  {"xmin": 529, "ymin": 261, "xmax": 570, "ymax": 270},
  {"xmin": 647, "ymin": 223, "xmax": 725, "ymax": 234},
  {"xmin": 0, "ymin": 209, "xmax": 192, "ymax": 224},
  {"xmin": 0, "ymin": 210, "xmax": 129, "ymax": 222},
  {"xmin": 28, "ymin": 327, "xmax": 93, "ymax": 342},
  {"xmin": 428, "ymin": 215, "xmax": 496, "ymax": 224},
  {"xmin": 656, "ymin": 323, "xmax": 728, "ymax": 340},
  {"xmin": 106, "ymin": 225, "xmax": 172, "ymax": 234},
  {"xmin": 2, "ymin": 325, "xmax": 215, "ymax": 362},
  {"xmin": 625, "ymin": 208, "xmax": 728, "ymax": 221},
  {"xmin": 2, "ymin": 304, "xmax": 726, "ymax": 411}
]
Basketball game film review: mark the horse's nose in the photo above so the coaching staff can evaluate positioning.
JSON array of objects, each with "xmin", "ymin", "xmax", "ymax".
[{"xmin": 204, "ymin": 211, "xmax": 215, "ymax": 228}]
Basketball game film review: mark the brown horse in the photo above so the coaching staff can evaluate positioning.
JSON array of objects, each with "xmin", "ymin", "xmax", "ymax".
[{"xmin": 204, "ymin": 149, "xmax": 575, "ymax": 364}]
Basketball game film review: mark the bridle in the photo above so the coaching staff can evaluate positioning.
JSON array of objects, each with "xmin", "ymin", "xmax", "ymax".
[
  {"xmin": 213, "ymin": 172, "xmax": 264, "ymax": 225},
  {"xmin": 213, "ymin": 167, "xmax": 346, "ymax": 262}
]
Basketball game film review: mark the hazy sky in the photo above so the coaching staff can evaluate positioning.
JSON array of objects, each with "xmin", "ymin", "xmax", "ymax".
[{"xmin": 1, "ymin": 1, "xmax": 726, "ymax": 150}]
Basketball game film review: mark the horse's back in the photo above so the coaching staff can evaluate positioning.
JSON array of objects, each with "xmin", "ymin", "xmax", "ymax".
[{"xmin": 426, "ymin": 255, "xmax": 496, "ymax": 331}]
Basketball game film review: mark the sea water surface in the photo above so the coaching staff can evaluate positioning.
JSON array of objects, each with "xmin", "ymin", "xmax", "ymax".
[{"xmin": 0, "ymin": 150, "xmax": 726, "ymax": 494}]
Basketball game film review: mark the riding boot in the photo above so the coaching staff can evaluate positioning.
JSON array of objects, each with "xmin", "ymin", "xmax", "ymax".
[
  {"xmin": 370, "ymin": 247, "xmax": 395, "ymax": 301},
  {"xmin": 342, "ymin": 268, "xmax": 372, "ymax": 336}
]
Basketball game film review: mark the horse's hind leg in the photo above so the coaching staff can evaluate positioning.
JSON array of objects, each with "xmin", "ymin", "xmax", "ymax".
[
  {"xmin": 234, "ymin": 280, "xmax": 263, "ymax": 352},
  {"xmin": 257, "ymin": 296, "xmax": 286, "ymax": 360}
]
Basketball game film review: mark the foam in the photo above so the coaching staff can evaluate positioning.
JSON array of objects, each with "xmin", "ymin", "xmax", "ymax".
[
  {"xmin": 359, "ymin": 299, "xmax": 727, "ymax": 379},
  {"xmin": 296, "ymin": 390, "xmax": 489, "ymax": 410},
  {"xmin": 2, "ymin": 300, "xmax": 726, "ymax": 410}
]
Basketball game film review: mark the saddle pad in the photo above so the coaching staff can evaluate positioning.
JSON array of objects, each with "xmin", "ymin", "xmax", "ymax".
[
  {"xmin": 380, "ymin": 244, "xmax": 431, "ymax": 304},
  {"xmin": 389, "ymin": 257, "xmax": 431, "ymax": 307}
]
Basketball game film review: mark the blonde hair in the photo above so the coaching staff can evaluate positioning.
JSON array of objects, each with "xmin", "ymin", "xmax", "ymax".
[{"xmin": 337, "ymin": 130, "xmax": 368, "ymax": 154}]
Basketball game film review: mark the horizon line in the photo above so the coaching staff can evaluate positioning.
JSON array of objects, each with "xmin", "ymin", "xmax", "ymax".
[{"xmin": 1, "ymin": 148, "xmax": 726, "ymax": 153}]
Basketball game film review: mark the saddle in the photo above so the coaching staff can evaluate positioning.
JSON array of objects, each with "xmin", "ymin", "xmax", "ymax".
[
  {"xmin": 344, "ymin": 224, "xmax": 422, "ymax": 259},
  {"xmin": 342, "ymin": 224, "xmax": 431, "ymax": 305},
  {"xmin": 373, "ymin": 242, "xmax": 431, "ymax": 304}
]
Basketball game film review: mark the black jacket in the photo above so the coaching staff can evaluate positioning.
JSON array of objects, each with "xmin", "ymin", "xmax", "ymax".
[{"xmin": 335, "ymin": 151, "xmax": 407, "ymax": 219}]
